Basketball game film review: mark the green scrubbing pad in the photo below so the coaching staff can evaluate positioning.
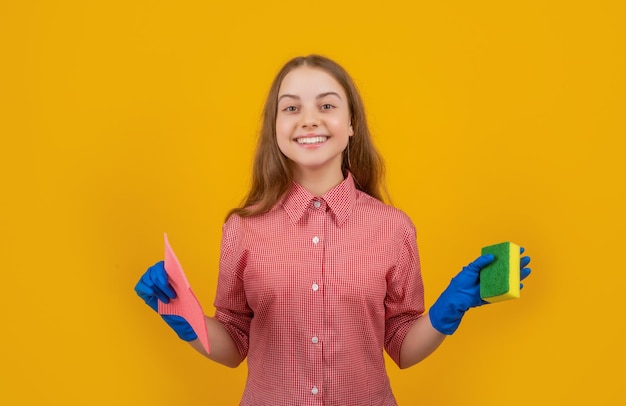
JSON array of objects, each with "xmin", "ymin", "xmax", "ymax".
[{"xmin": 480, "ymin": 242, "xmax": 520, "ymax": 303}]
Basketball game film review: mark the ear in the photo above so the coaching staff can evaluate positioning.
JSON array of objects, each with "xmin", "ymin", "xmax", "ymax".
[{"xmin": 348, "ymin": 124, "xmax": 354, "ymax": 136}]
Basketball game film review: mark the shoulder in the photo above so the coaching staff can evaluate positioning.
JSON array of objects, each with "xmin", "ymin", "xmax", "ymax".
[
  {"xmin": 354, "ymin": 191, "xmax": 416, "ymax": 234},
  {"xmin": 221, "ymin": 213, "xmax": 244, "ymax": 248},
  {"xmin": 222, "ymin": 204, "xmax": 286, "ymax": 240},
  {"xmin": 355, "ymin": 190, "xmax": 414, "ymax": 223}
]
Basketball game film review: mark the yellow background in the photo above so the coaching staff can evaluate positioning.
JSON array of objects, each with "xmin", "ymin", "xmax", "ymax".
[{"xmin": 1, "ymin": 0, "xmax": 624, "ymax": 404}]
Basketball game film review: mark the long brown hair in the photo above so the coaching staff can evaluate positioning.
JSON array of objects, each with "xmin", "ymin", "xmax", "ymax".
[{"xmin": 227, "ymin": 54, "xmax": 388, "ymax": 219}]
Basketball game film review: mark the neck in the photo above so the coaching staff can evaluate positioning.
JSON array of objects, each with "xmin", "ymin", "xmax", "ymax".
[{"xmin": 292, "ymin": 165, "xmax": 345, "ymax": 197}]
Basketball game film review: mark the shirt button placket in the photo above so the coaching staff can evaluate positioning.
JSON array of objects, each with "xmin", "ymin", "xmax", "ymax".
[{"xmin": 309, "ymin": 199, "xmax": 324, "ymax": 403}]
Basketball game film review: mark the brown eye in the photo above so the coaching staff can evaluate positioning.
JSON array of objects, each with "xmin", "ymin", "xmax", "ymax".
[{"xmin": 321, "ymin": 104, "xmax": 335, "ymax": 110}]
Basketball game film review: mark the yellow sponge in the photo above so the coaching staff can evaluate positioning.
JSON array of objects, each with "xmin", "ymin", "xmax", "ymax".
[{"xmin": 480, "ymin": 242, "xmax": 520, "ymax": 303}]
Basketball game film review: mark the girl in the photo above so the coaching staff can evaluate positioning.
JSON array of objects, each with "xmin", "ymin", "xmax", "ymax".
[{"xmin": 135, "ymin": 54, "xmax": 531, "ymax": 405}]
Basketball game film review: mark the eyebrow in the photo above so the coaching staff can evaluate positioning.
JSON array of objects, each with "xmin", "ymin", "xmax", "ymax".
[{"xmin": 278, "ymin": 92, "xmax": 343, "ymax": 102}]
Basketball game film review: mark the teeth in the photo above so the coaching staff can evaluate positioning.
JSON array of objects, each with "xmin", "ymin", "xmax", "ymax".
[{"xmin": 297, "ymin": 137, "xmax": 327, "ymax": 144}]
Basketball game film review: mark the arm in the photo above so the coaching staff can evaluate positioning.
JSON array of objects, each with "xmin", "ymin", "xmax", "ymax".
[
  {"xmin": 400, "ymin": 249, "xmax": 532, "ymax": 369},
  {"xmin": 188, "ymin": 316, "xmax": 244, "ymax": 368},
  {"xmin": 399, "ymin": 314, "xmax": 446, "ymax": 369},
  {"xmin": 135, "ymin": 261, "xmax": 244, "ymax": 368},
  {"xmin": 398, "ymin": 255, "xmax": 496, "ymax": 369}
]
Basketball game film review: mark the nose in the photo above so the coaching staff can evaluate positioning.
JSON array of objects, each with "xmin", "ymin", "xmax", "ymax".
[{"xmin": 300, "ymin": 107, "xmax": 319, "ymax": 128}]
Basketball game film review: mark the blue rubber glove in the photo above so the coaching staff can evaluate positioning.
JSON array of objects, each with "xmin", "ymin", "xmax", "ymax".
[
  {"xmin": 429, "ymin": 248, "xmax": 532, "ymax": 335},
  {"xmin": 134, "ymin": 261, "xmax": 198, "ymax": 341}
]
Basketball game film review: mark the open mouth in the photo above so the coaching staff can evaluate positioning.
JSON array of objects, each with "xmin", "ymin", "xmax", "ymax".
[{"xmin": 296, "ymin": 136, "xmax": 328, "ymax": 145}]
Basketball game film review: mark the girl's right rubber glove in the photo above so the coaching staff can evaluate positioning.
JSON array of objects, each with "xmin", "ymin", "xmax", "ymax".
[
  {"xmin": 429, "ymin": 250, "xmax": 531, "ymax": 335},
  {"xmin": 134, "ymin": 261, "xmax": 198, "ymax": 341}
]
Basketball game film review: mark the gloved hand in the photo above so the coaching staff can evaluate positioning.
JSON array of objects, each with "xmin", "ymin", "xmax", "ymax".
[
  {"xmin": 429, "ymin": 248, "xmax": 532, "ymax": 335},
  {"xmin": 134, "ymin": 261, "xmax": 198, "ymax": 341}
]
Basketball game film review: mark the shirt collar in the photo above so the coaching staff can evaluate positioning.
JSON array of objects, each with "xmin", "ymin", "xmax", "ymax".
[{"xmin": 282, "ymin": 172, "xmax": 357, "ymax": 226}]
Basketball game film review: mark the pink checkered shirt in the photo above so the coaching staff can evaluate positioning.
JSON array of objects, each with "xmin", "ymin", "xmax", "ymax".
[{"xmin": 214, "ymin": 173, "xmax": 425, "ymax": 405}]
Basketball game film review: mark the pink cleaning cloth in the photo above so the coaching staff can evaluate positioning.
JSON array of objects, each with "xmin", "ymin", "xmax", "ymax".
[{"xmin": 158, "ymin": 233, "xmax": 210, "ymax": 354}]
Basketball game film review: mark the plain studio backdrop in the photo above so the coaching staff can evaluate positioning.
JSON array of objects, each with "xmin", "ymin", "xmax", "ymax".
[{"xmin": 1, "ymin": 1, "xmax": 624, "ymax": 404}]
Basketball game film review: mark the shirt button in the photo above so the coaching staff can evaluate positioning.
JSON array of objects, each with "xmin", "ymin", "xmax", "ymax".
[
  {"xmin": 311, "ymin": 386, "xmax": 319, "ymax": 395},
  {"xmin": 312, "ymin": 236, "xmax": 320, "ymax": 244},
  {"xmin": 312, "ymin": 336, "xmax": 319, "ymax": 344},
  {"xmin": 313, "ymin": 200, "xmax": 321, "ymax": 208},
  {"xmin": 312, "ymin": 283, "xmax": 319, "ymax": 291}
]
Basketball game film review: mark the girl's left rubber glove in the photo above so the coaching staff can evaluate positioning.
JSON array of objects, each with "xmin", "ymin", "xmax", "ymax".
[
  {"xmin": 134, "ymin": 261, "xmax": 198, "ymax": 341},
  {"xmin": 429, "ymin": 250, "xmax": 531, "ymax": 335}
]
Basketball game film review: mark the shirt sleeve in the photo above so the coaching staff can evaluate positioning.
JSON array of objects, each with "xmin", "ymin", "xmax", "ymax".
[
  {"xmin": 213, "ymin": 214, "xmax": 253, "ymax": 359},
  {"xmin": 383, "ymin": 217, "xmax": 425, "ymax": 367}
]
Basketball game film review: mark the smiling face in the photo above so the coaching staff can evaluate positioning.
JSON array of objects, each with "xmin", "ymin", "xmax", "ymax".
[{"xmin": 276, "ymin": 66, "xmax": 354, "ymax": 185}]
